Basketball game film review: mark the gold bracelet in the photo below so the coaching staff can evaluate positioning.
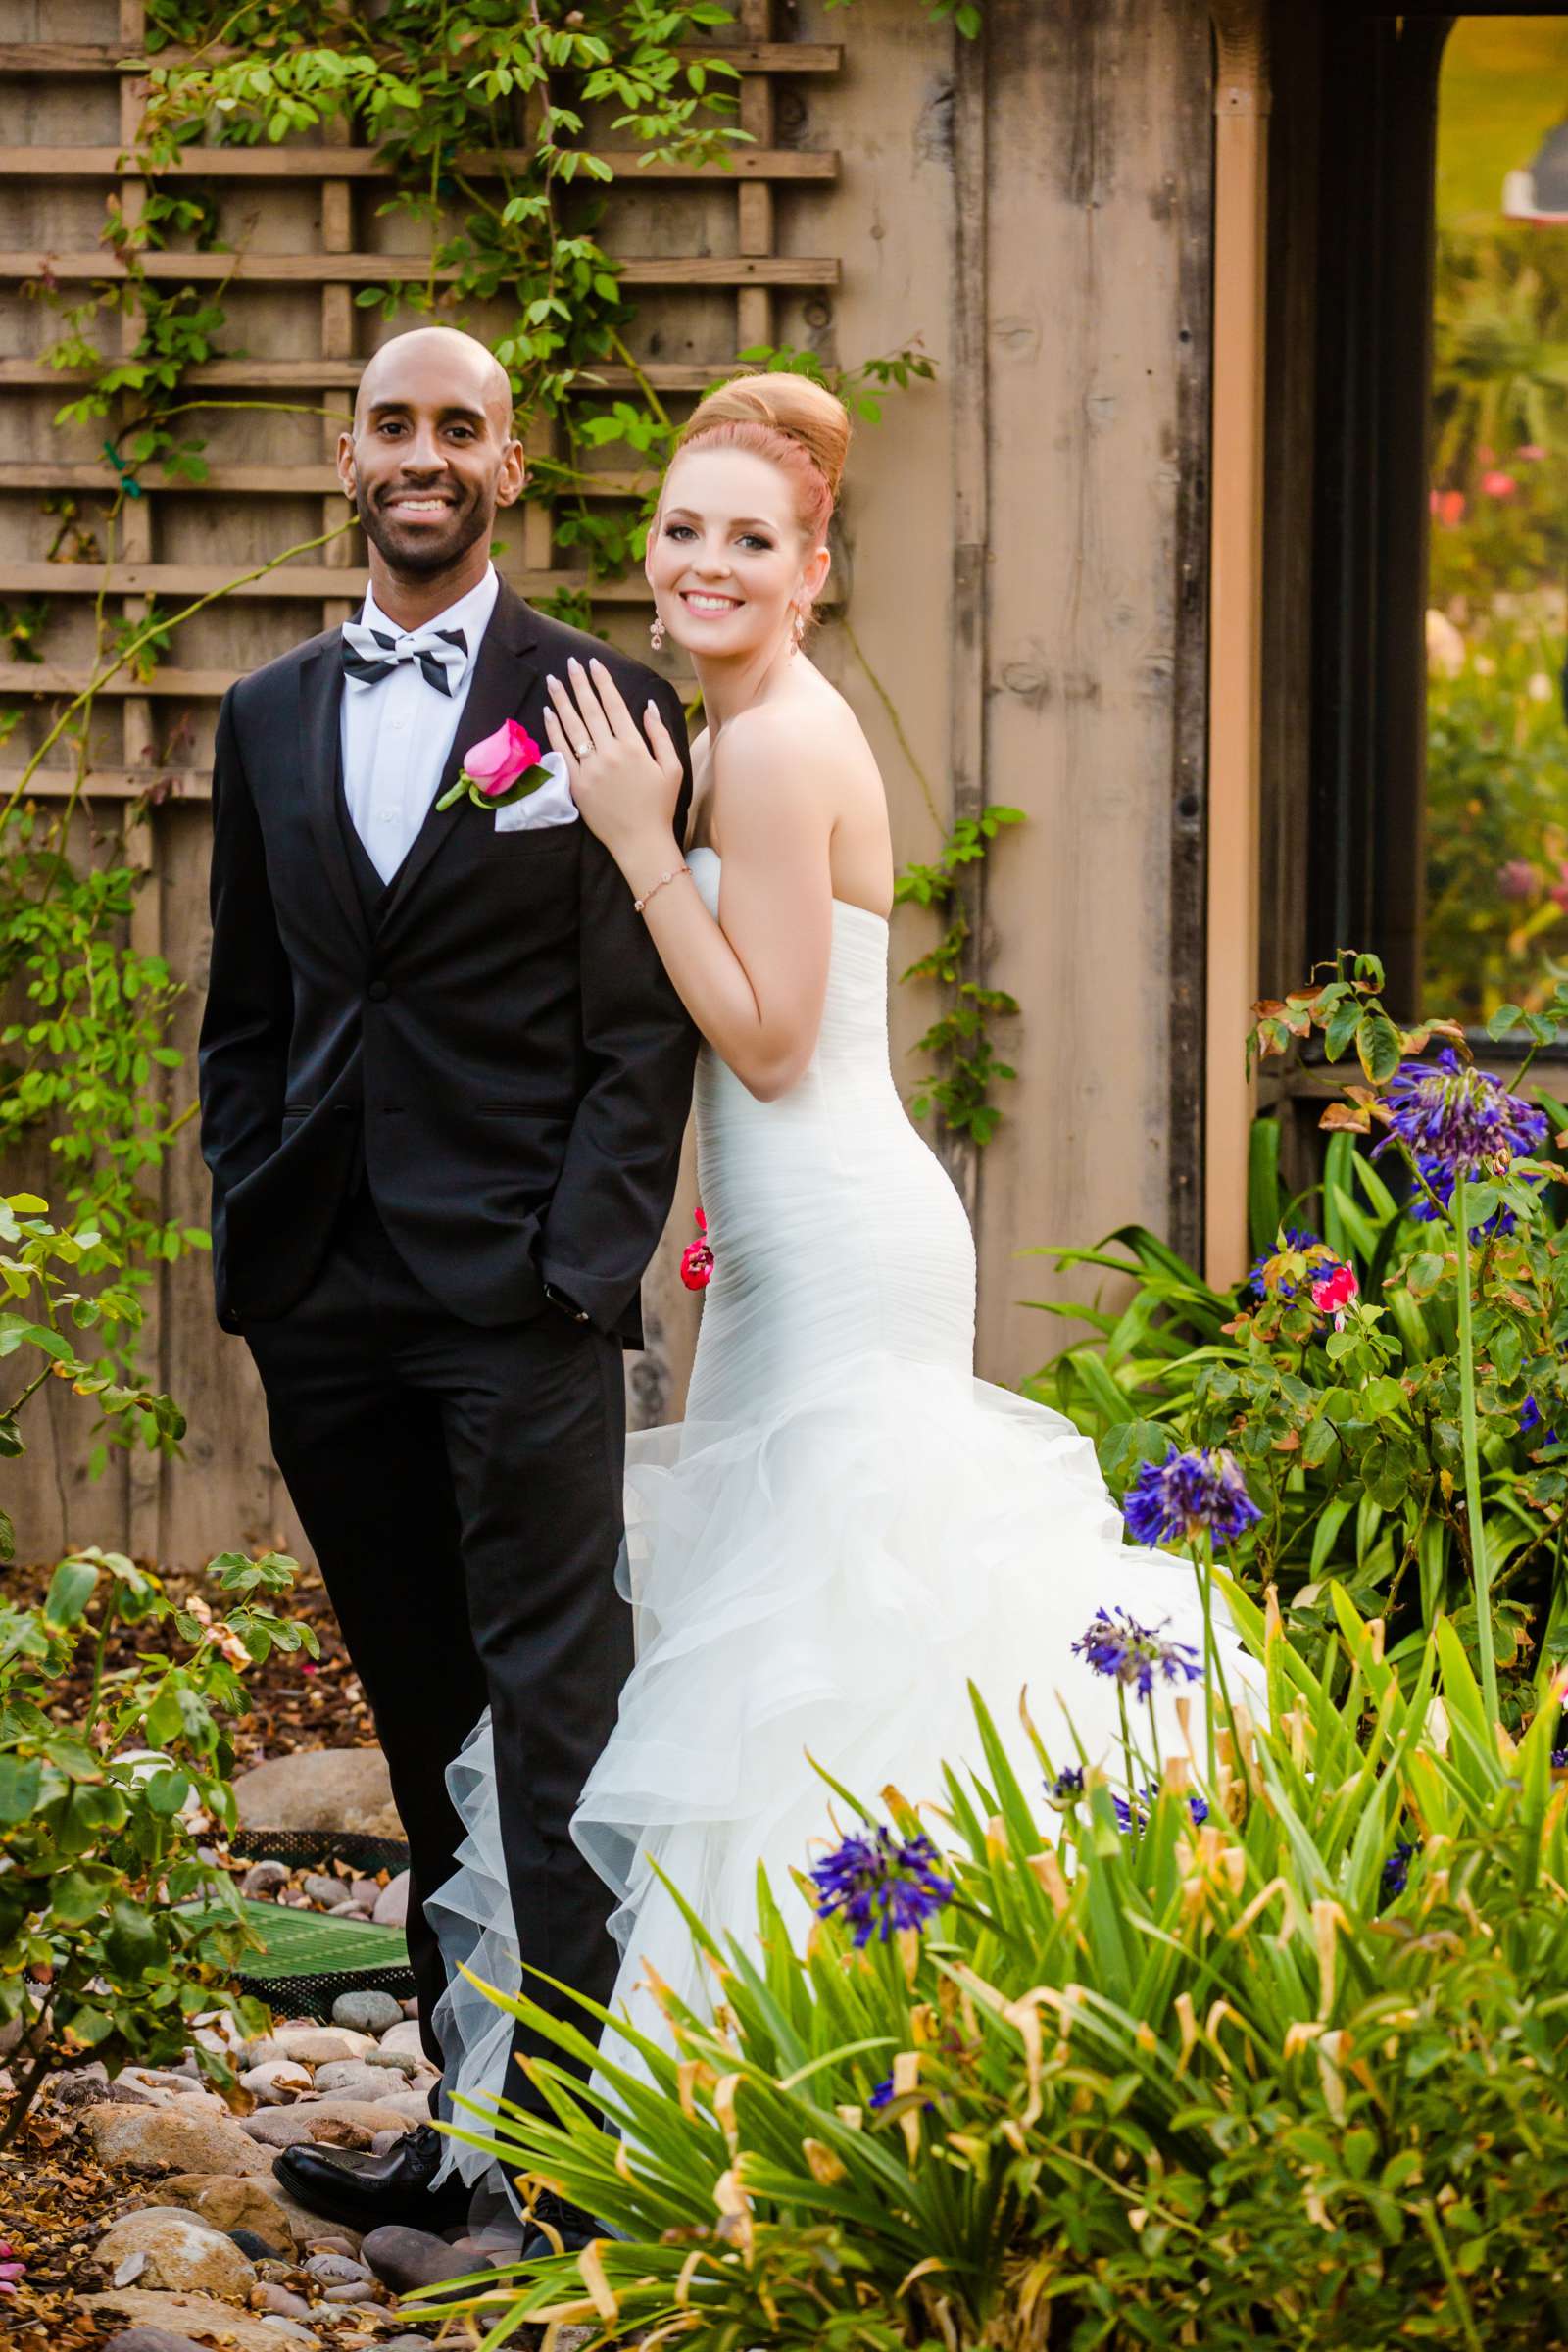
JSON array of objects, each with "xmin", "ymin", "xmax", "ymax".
[{"xmin": 633, "ymin": 862, "xmax": 693, "ymax": 916}]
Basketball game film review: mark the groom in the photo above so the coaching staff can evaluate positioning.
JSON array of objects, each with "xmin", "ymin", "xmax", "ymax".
[{"xmin": 198, "ymin": 326, "xmax": 696, "ymax": 2243}]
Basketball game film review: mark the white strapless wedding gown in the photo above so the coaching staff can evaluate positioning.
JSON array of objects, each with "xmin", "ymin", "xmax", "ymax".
[{"xmin": 429, "ymin": 849, "xmax": 1244, "ymax": 2169}]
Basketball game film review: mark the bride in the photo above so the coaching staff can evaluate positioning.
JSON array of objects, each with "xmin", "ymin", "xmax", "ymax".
[{"xmin": 428, "ymin": 372, "xmax": 1235, "ymax": 2204}]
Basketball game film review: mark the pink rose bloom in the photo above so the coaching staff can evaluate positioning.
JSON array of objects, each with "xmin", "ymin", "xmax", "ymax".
[
  {"xmin": 1516, "ymin": 443, "xmax": 1546, "ymax": 461},
  {"xmin": 1310, "ymin": 1262, "xmax": 1358, "ymax": 1331},
  {"xmin": 1498, "ymin": 858, "xmax": 1540, "ymax": 901},
  {"xmin": 1480, "ymin": 469, "xmax": 1517, "ymax": 500},
  {"xmin": 1432, "ymin": 488, "xmax": 1465, "ymax": 528},
  {"xmin": 1551, "ymin": 861, "xmax": 1568, "ymax": 914},
  {"xmin": 465, "ymin": 717, "xmax": 543, "ymax": 798}
]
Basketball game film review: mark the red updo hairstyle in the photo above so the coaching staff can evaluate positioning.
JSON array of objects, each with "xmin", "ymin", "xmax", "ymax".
[{"xmin": 673, "ymin": 371, "xmax": 852, "ymax": 544}]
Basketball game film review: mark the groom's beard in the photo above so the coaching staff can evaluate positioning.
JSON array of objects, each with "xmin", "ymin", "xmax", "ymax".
[{"xmin": 356, "ymin": 481, "xmax": 494, "ymax": 578}]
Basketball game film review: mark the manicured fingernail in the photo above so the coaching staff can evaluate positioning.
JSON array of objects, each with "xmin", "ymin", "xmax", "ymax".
[
  {"xmin": 568, "ymin": 656, "xmax": 582, "ymax": 669},
  {"xmin": 546, "ymin": 672, "xmax": 559, "ymax": 687}
]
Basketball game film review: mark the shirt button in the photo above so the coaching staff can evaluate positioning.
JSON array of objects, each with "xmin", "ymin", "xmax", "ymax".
[{"xmin": 367, "ymin": 980, "xmax": 390, "ymax": 1004}]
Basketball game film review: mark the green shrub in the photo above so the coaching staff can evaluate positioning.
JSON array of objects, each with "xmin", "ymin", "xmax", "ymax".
[{"xmin": 428, "ymin": 1599, "xmax": 1568, "ymax": 2350}]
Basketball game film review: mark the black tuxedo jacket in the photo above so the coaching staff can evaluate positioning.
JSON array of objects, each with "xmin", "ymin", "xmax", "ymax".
[{"xmin": 197, "ymin": 580, "xmax": 698, "ymax": 1346}]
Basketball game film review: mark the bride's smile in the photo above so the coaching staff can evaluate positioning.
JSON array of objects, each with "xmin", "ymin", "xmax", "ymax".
[{"xmin": 646, "ymin": 441, "xmax": 831, "ymax": 678}]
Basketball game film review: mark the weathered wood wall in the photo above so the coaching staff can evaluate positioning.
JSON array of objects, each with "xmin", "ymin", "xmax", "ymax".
[{"xmin": 1, "ymin": 0, "xmax": 1212, "ymax": 1566}]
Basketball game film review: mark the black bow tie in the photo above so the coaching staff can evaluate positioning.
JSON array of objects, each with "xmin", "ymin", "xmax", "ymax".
[{"xmin": 340, "ymin": 620, "xmax": 469, "ymax": 697}]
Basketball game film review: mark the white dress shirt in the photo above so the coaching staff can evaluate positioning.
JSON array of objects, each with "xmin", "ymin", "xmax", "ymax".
[{"xmin": 340, "ymin": 564, "xmax": 501, "ymax": 885}]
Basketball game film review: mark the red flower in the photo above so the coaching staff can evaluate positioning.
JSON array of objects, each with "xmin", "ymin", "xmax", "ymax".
[
  {"xmin": 1480, "ymin": 470, "xmax": 1518, "ymax": 500},
  {"xmin": 679, "ymin": 1206, "xmax": 714, "ymax": 1290},
  {"xmin": 1431, "ymin": 488, "xmax": 1466, "ymax": 528},
  {"xmin": 466, "ymin": 717, "xmax": 544, "ymax": 797},
  {"xmin": 1310, "ymin": 1262, "xmax": 1359, "ymax": 1330}
]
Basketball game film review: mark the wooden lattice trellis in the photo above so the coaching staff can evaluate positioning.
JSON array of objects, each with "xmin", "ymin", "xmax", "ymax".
[{"xmin": 0, "ymin": 0, "xmax": 843, "ymax": 798}]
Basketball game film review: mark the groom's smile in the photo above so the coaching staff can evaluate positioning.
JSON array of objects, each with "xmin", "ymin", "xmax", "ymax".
[{"xmin": 337, "ymin": 326, "xmax": 525, "ymax": 620}]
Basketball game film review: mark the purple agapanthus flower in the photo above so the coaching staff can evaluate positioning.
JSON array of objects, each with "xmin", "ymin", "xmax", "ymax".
[
  {"xmin": 1551, "ymin": 1747, "xmax": 1567, "ymax": 1772},
  {"xmin": 1113, "ymin": 1787, "xmax": 1210, "ymax": 1836},
  {"xmin": 1123, "ymin": 1446, "xmax": 1263, "ymax": 1551},
  {"xmin": 1050, "ymin": 1765, "xmax": 1086, "ymax": 1802},
  {"xmin": 1520, "ymin": 1395, "xmax": 1558, "ymax": 1446},
  {"xmin": 1382, "ymin": 1839, "xmax": 1416, "ymax": 1899},
  {"xmin": 1247, "ymin": 1227, "xmax": 1332, "ymax": 1302},
  {"xmin": 868, "ymin": 2075, "xmax": 894, "ymax": 2110},
  {"xmin": 1374, "ymin": 1049, "xmax": 1546, "ymax": 1229},
  {"xmin": 809, "ymin": 1827, "xmax": 954, "ymax": 1948},
  {"xmin": 1073, "ymin": 1605, "xmax": 1202, "ymax": 1701}
]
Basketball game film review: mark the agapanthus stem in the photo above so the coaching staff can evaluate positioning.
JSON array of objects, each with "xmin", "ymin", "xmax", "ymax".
[
  {"xmin": 1194, "ymin": 1536, "xmax": 1220, "ymax": 1781},
  {"xmin": 1452, "ymin": 1176, "xmax": 1499, "ymax": 1728},
  {"xmin": 1116, "ymin": 1686, "xmax": 1137, "ymax": 1823}
]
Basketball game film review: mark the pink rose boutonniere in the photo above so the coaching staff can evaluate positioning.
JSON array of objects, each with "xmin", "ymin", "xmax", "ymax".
[
  {"xmin": 680, "ymin": 1206, "xmax": 714, "ymax": 1291},
  {"xmin": 437, "ymin": 717, "xmax": 553, "ymax": 812}
]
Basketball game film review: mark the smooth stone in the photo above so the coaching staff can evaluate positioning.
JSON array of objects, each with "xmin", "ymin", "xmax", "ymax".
[
  {"xmin": 154, "ymin": 2176, "xmax": 313, "ymax": 2250},
  {"xmin": 86, "ymin": 2103, "xmax": 275, "ymax": 2178},
  {"xmin": 374, "ymin": 2022, "xmax": 426, "ymax": 2061},
  {"xmin": 368, "ymin": 2131, "xmax": 403, "ymax": 2157},
  {"xmin": 121, "ymin": 2068, "xmax": 212, "ymax": 2101},
  {"xmin": 364, "ymin": 2090, "xmax": 432, "ymax": 2125},
  {"xmin": 359, "ymin": 2226, "xmax": 480, "ymax": 2295},
  {"xmin": 228, "ymin": 2229, "xmax": 287, "ymax": 2262},
  {"xmin": 101, "ymin": 2330, "xmax": 212, "ymax": 2352},
  {"xmin": 321, "ymin": 2281, "xmax": 382, "ymax": 2305},
  {"xmin": 255, "ymin": 2286, "xmax": 314, "ymax": 2322},
  {"xmin": 85, "ymin": 2287, "xmax": 318, "ymax": 2351},
  {"xmin": 303, "ymin": 2252, "xmax": 369, "ymax": 2285},
  {"xmin": 309, "ymin": 2062, "xmax": 404, "ymax": 2101},
  {"xmin": 371, "ymin": 1870, "xmax": 411, "ymax": 1928},
  {"xmin": 240, "ymin": 1860, "xmax": 290, "ymax": 1900},
  {"xmin": 55, "ymin": 2072, "xmax": 151, "ymax": 2110},
  {"xmin": 330, "ymin": 1989, "xmax": 403, "ymax": 2036},
  {"xmin": 231, "ymin": 1748, "xmax": 403, "ymax": 1839},
  {"xmin": 241, "ymin": 2099, "xmax": 415, "ymax": 2149},
  {"xmin": 243, "ymin": 2028, "xmax": 375, "ymax": 2068},
  {"xmin": 301, "ymin": 1874, "xmax": 344, "ymax": 1909},
  {"xmin": 242, "ymin": 2061, "xmax": 314, "ymax": 2106},
  {"xmin": 363, "ymin": 2048, "xmax": 418, "ymax": 2077},
  {"xmin": 94, "ymin": 2212, "xmax": 258, "ymax": 2299}
]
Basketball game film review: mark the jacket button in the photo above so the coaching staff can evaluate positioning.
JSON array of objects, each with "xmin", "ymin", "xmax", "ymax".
[{"xmin": 367, "ymin": 980, "xmax": 390, "ymax": 1004}]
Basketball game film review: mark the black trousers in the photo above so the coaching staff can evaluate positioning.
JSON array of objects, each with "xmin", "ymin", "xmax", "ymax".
[{"xmin": 243, "ymin": 1188, "xmax": 632, "ymax": 2119}]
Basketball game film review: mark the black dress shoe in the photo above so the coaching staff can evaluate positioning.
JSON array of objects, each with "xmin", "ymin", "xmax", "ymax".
[
  {"xmin": 518, "ymin": 2189, "xmax": 606, "ymax": 2261},
  {"xmin": 275, "ymin": 2122, "xmax": 473, "ymax": 2230}
]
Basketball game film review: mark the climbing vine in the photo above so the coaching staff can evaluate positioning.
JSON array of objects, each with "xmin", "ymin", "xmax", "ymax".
[{"xmin": 3, "ymin": 0, "xmax": 1012, "ymax": 1415}]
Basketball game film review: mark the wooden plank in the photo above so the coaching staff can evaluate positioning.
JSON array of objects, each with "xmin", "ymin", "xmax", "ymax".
[
  {"xmin": 4, "ymin": 769, "xmax": 212, "ymax": 800},
  {"xmin": 0, "ymin": 251, "xmax": 840, "ymax": 287},
  {"xmin": 0, "ymin": 359, "xmax": 735, "ymax": 391},
  {"xmin": 0, "ymin": 40, "xmax": 843, "ymax": 74},
  {"xmin": 0, "ymin": 462, "xmax": 657, "ymax": 496},
  {"xmin": 0, "ymin": 144, "xmax": 837, "ymax": 182},
  {"xmin": 8, "ymin": 666, "xmax": 704, "ymax": 704},
  {"xmin": 736, "ymin": 0, "xmax": 776, "ymax": 353},
  {"xmin": 0, "ymin": 562, "xmax": 737, "ymax": 602}
]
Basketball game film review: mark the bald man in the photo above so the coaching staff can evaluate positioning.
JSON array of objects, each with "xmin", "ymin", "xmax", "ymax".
[{"xmin": 198, "ymin": 328, "xmax": 697, "ymax": 2245}]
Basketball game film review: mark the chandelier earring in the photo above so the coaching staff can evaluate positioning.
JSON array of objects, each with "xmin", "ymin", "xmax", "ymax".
[
  {"xmin": 648, "ymin": 611, "xmax": 666, "ymax": 652},
  {"xmin": 788, "ymin": 603, "xmax": 806, "ymax": 656}
]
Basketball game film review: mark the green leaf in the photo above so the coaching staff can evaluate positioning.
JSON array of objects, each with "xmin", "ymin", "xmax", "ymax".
[
  {"xmin": 1355, "ymin": 1009, "xmax": 1403, "ymax": 1086},
  {"xmin": 44, "ymin": 1554, "xmax": 100, "ymax": 1627},
  {"xmin": 0, "ymin": 1753, "xmax": 42, "ymax": 1823}
]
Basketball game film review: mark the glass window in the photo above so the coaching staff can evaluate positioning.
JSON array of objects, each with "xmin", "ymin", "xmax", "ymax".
[{"xmin": 1427, "ymin": 17, "xmax": 1568, "ymax": 1023}]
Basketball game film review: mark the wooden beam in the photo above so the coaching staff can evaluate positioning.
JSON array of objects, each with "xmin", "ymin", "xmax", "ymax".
[
  {"xmin": 0, "ymin": 560, "xmax": 833, "ymax": 606},
  {"xmin": 0, "ymin": 250, "xmax": 840, "ymax": 288},
  {"xmin": 0, "ymin": 358, "xmax": 739, "ymax": 392},
  {"xmin": 1, "ymin": 768, "xmax": 212, "ymax": 801},
  {"xmin": 0, "ymin": 144, "xmax": 837, "ymax": 183},
  {"xmin": 0, "ymin": 461, "xmax": 656, "ymax": 496},
  {"xmin": 0, "ymin": 40, "xmax": 842, "ymax": 74}
]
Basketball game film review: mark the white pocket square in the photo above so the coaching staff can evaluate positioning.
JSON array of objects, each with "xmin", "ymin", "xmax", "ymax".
[{"xmin": 494, "ymin": 752, "xmax": 579, "ymax": 833}]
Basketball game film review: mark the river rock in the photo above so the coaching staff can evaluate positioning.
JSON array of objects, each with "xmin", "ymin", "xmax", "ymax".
[
  {"xmin": 152, "ymin": 2174, "xmax": 310, "ymax": 2248},
  {"xmin": 299, "ymin": 1873, "xmax": 343, "ymax": 1908},
  {"xmin": 101, "ymin": 2330, "xmax": 212, "ymax": 2352},
  {"xmin": 85, "ymin": 2288, "xmax": 318, "ymax": 2351},
  {"xmin": 371, "ymin": 1870, "xmax": 411, "ymax": 1927},
  {"xmin": 310, "ymin": 2061, "xmax": 404, "ymax": 2100},
  {"xmin": 330, "ymin": 1988, "xmax": 403, "ymax": 2035},
  {"xmin": 239, "ymin": 1860, "xmax": 290, "ymax": 1900},
  {"xmin": 241, "ymin": 2098, "xmax": 414, "ymax": 2149},
  {"xmin": 87, "ymin": 2103, "xmax": 275, "ymax": 2178},
  {"xmin": 303, "ymin": 2251, "xmax": 370, "ymax": 2285},
  {"xmin": 232, "ymin": 1748, "xmax": 403, "ymax": 1838},
  {"xmin": 374, "ymin": 2021, "xmax": 426, "ymax": 2060},
  {"xmin": 94, "ymin": 2212, "xmax": 258, "ymax": 2299},
  {"xmin": 242, "ymin": 2061, "xmax": 314, "ymax": 2105},
  {"xmin": 243, "ymin": 2028, "xmax": 375, "ymax": 2068},
  {"xmin": 359, "ymin": 2226, "xmax": 482, "ymax": 2295},
  {"xmin": 255, "ymin": 2285, "xmax": 315, "ymax": 2323}
]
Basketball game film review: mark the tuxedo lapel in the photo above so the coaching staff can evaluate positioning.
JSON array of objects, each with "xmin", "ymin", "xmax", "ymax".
[
  {"xmin": 298, "ymin": 636, "xmax": 372, "ymax": 954},
  {"xmin": 375, "ymin": 583, "xmax": 541, "ymax": 944}
]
